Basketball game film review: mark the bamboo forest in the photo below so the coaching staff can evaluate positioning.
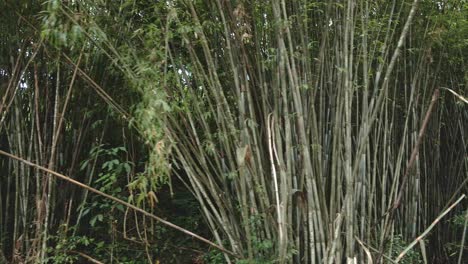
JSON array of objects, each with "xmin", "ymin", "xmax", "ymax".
[{"xmin": 0, "ymin": 0, "xmax": 467, "ymax": 263}]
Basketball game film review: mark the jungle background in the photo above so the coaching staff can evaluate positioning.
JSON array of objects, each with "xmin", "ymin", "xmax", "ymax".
[{"xmin": 0, "ymin": 0, "xmax": 467, "ymax": 263}]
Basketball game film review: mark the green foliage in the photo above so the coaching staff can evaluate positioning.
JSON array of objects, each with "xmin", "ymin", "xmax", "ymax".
[
  {"xmin": 41, "ymin": 0, "xmax": 85, "ymax": 48},
  {"xmin": 386, "ymin": 235, "xmax": 422, "ymax": 264},
  {"xmin": 206, "ymin": 214, "xmax": 295, "ymax": 264},
  {"xmin": 244, "ymin": 215, "xmax": 276, "ymax": 264},
  {"xmin": 204, "ymin": 249, "xmax": 226, "ymax": 264},
  {"xmin": 46, "ymin": 225, "xmax": 147, "ymax": 264},
  {"xmin": 115, "ymin": 2, "xmax": 173, "ymax": 192},
  {"xmin": 79, "ymin": 145, "xmax": 129, "ymax": 227},
  {"xmin": 46, "ymin": 225, "xmax": 92, "ymax": 264},
  {"xmin": 451, "ymin": 209, "xmax": 468, "ymax": 227},
  {"xmin": 236, "ymin": 258, "xmax": 273, "ymax": 264},
  {"xmin": 445, "ymin": 209, "xmax": 468, "ymax": 258}
]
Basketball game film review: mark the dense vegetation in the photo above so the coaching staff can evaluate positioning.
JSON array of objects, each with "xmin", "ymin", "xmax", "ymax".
[{"xmin": 0, "ymin": 0, "xmax": 466, "ymax": 263}]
